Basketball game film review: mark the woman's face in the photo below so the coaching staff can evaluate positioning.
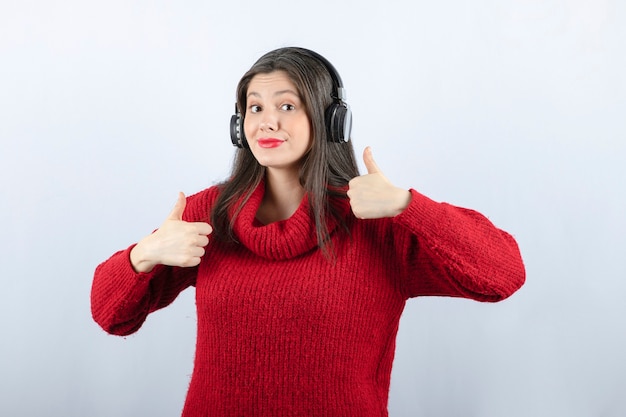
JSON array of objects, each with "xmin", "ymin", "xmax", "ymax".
[{"xmin": 243, "ymin": 70, "xmax": 312, "ymax": 174}]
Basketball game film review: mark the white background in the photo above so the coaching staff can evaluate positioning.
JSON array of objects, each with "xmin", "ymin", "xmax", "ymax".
[{"xmin": 1, "ymin": 1, "xmax": 625, "ymax": 416}]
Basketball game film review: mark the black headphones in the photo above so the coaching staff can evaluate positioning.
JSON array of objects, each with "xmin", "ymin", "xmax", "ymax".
[{"xmin": 230, "ymin": 48, "xmax": 352, "ymax": 149}]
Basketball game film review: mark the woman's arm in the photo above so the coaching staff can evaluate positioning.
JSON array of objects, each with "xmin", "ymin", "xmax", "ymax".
[
  {"xmin": 91, "ymin": 246, "xmax": 196, "ymax": 336},
  {"xmin": 348, "ymin": 147, "xmax": 524, "ymax": 301},
  {"xmin": 392, "ymin": 189, "xmax": 526, "ymax": 301},
  {"xmin": 91, "ymin": 189, "xmax": 216, "ymax": 335}
]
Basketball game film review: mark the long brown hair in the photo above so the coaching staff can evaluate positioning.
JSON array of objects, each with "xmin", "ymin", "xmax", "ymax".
[{"xmin": 211, "ymin": 47, "xmax": 359, "ymax": 257}]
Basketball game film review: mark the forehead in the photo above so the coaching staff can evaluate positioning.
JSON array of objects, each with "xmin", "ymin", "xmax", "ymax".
[{"xmin": 247, "ymin": 70, "xmax": 300, "ymax": 96}]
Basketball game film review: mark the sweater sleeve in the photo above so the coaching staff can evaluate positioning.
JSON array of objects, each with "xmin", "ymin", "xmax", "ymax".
[
  {"xmin": 392, "ymin": 189, "xmax": 525, "ymax": 302},
  {"xmin": 90, "ymin": 246, "xmax": 197, "ymax": 336},
  {"xmin": 90, "ymin": 188, "xmax": 216, "ymax": 336}
]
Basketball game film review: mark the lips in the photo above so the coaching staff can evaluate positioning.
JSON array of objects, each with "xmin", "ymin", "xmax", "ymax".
[{"xmin": 257, "ymin": 138, "xmax": 285, "ymax": 148}]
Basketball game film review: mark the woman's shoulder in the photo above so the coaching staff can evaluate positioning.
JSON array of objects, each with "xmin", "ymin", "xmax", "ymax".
[{"xmin": 182, "ymin": 185, "xmax": 222, "ymax": 222}]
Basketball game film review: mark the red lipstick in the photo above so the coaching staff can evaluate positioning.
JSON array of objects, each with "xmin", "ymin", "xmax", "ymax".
[{"xmin": 257, "ymin": 138, "xmax": 285, "ymax": 148}]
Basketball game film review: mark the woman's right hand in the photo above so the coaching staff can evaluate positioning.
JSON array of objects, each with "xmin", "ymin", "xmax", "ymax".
[{"xmin": 130, "ymin": 192, "xmax": 213, "ymax": 273}]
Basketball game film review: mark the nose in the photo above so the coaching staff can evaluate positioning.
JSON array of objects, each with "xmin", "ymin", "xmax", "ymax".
[{"xmin": 259, "ymin": 110, "xmax": 278, "ymax": 132}]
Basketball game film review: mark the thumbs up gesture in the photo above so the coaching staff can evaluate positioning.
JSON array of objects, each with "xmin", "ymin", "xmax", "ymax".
[
  {"xmin": 130, "ymin": 192, "xmax": 213, "ymax": 273},
  {"xmin": 347, "ymin": 147, "xmax": 412, "ymax": 219}
]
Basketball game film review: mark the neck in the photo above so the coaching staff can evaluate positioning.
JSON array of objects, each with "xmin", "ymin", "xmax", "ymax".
[{"xmin": 256, "ymin": 169, "xmax": 305, "ymax": 224}]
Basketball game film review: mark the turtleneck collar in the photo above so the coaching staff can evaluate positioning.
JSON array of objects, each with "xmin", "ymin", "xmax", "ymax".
[{"xmin": 232, "ymin": 181, "xmax": 351, "ymax": 261}]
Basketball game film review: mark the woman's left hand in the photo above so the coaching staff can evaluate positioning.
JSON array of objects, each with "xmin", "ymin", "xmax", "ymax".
[{"xmin": 347, "ymin": 147, "xmax": 412, "ymax": 219}]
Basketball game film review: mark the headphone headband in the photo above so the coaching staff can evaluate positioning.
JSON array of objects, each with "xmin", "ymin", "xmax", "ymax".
[{"xmin": 295, "ymin": 48, "xmax": 347, "ymax": 101}]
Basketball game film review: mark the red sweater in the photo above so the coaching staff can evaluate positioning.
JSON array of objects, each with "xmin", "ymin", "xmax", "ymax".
[{"xmin": 91, "ymin": 183, "xmax": 525, "ymax": 417}]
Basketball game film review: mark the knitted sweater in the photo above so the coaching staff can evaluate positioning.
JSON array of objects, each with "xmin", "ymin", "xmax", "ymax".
[{"xmin": 91, "ymin": 183, "xmax": 525, "ymax": 417}]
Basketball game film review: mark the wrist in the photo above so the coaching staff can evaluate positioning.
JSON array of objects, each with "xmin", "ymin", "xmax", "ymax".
[
  {"xmin": 392, "ymin": 188, "xmax": 412, "ymax": 216},
  {"xmin": 130, "ymin": 241, "xmax": 157, "ymax": 273}
]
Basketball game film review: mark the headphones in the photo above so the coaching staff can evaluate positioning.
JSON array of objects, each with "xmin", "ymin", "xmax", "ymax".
[{"xmin": 230, "ymin": 48, "xmax": 352, "ymax": 149}]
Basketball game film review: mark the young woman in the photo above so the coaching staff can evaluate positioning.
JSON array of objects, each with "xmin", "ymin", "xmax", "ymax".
[{"xmin": 91, "ymin": 47, "xmax": 525, "ymax": 417}]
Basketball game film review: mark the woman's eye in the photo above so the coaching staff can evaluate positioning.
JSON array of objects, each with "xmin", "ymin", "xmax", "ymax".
[
  {"xmin": 249, "ymin": 105, "xmax": 261, "ymax": 113},
  {"xmin": 281, "ymin": 104, "xmax": 295, "ymax": 111}
]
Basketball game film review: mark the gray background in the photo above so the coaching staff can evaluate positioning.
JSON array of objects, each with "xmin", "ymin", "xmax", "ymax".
[{"xmin": 1, "ymin": 1, "xmax": 625, "ymax": 416}]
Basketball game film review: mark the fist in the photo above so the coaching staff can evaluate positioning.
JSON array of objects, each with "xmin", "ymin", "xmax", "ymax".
[{"xmin": 347, "ymin": 147, "xmax": 411, "ymax": 219}]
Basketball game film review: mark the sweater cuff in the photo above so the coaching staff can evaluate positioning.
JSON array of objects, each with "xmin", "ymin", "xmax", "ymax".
[
  {"xmin": 392, "ymin": 189, "xmax": 448, "ymax": 236},
  {"xmin": 121, "ymin": 244, "xmax": 164, "ymax": 283}
]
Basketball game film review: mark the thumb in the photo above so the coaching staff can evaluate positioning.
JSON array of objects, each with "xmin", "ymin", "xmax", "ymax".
[
  {"xmin": 167, "ymin": 192, "xmax": 186, "ymax": 221},
  {"xmin": 363, "ymin": 146, "xmax": 382, "ymax": 174}
]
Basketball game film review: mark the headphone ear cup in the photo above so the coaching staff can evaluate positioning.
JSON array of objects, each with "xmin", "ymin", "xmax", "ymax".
[
  {"xmin": 326, "ymin": 102, "xmax": 352, "ymax": 143},
  {"xmin": 230, "ymin": 113, "xmax": 248, "ymax": 148}
]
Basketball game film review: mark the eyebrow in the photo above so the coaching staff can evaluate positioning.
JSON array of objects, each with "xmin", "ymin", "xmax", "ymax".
[{"xmin": 246, "ymin": 89, "xmax": 300, "ymax": 99}]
